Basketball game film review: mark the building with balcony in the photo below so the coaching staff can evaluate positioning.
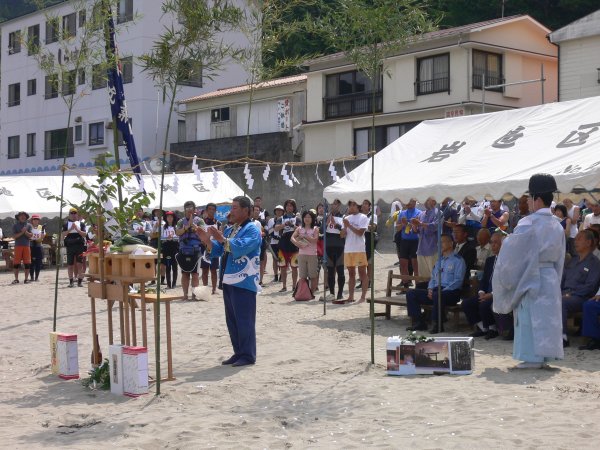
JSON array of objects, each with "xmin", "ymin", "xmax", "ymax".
[
  {"xmin": 303, "ymin": 15, "xmax": 558, "ymax": 161},
  {"xmin": 548, "ymin": 9, "xmax": 600, "ymax": 101},
  {"xmin": 171, "ymin": 74, "xmax": 307, "ymax": 170},
  {"xmin": 0, "ymin": 0, "xmax": 250, "ymax": 175}
]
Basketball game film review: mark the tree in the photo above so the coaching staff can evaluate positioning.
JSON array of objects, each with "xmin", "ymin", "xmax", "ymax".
[
  {"xmin": 318, "ymin": 0, "xmax": 436, "ymax": 364},
  {"xmin": 25, "ymin": 0, "xmax": 135, "ymax": 331}
]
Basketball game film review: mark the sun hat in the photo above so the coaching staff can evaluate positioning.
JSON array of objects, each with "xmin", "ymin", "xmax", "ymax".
[{"xmin": 15, "ymin": 211, "xmax": 30, "ymax": 220}]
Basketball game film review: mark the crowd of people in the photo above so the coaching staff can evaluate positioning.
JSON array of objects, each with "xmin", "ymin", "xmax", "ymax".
[{"xmin": 5, "ymin": 183, "xmax": 600, "ymax": 360}]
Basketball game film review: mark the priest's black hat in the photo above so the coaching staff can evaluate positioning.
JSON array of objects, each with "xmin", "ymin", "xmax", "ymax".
[{"xmin": 528, "ymin": 173, "xmax": 557, "ymax": 195}]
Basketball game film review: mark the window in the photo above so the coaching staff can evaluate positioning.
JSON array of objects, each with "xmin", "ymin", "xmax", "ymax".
[
  {"xmin": 78, "ymin": 69, "xmax": 86, "ymax": 86},
  {"xmin": 79, "ymin": 10, "xmax": 86, "ymax": 28},
  {"xmin": 179, "ymin": 60, "xmax": 202, "ymax": 87},
  {"xmin": 8, "ymin": 30, "xmax": 21, "ymax": 54},
  {"xmin": 8, "ymin": 83, "xmax": 20, "ymax": 107},
  {"xmin": 211, "ymin": 107, "xmax": 230, "ymax": 123},
  {"xmin": 62, "ymin": 70, "xmax": 76, "ymax": 96},
  {"xmin": 46, "ymin": 18, "xmax": 59, "ymax": 44},
  {"xmin": 74, "ymin": 124, "xmax": 84, "ymax": 143},
  {"xmin": 354, "ymin": 122, "xmax": 419, "ymax": 158},
  {"xmin": 44, "ymin": 128, "xmax": 74, "ymax": 159},
  {"xmin": 178, "ymin": 120, "xmax": 186, "ymax": 142},
  {"xmin": 27, "ymin": 133, "xmax": 36, "ymax": 157},
  {"xmin": 473, "ymin": 50, "xmax": 503, "ymax": 92},
  {"xmin": 324, "ymin": 70, "xmax": 383, "ymax": 119},
  {"xmin": 92, "ymin": 64, "xmax": 105, "ymax": 90},
  {"xmin": 28, "ymin": 25, "xmax": 40, "ymax": 55},
  {"xmin": 45, "ymin": 75, "xmax": 58, "ymax": 99},
  {"xmin": 27, "ymin": 79, "xmax": 37, "ymax": 96},
  {"xmin": 89, "ymin": 122, "xmax": 104, "ymax": 146},
  {"xmin": 117, "ymin": 0, "xmax": 134, "ymax": 24},
  {"xmin": 62, "ymin": 13, "xmax": 76, "ymax": 39},
  {"xmin": 416, "ymin": 53, "xmax": 449, "ymax": 95},
  {"xmin": 121, "ymin": 56, "xmax": 133, "ymax": 83},
  {"xmin": 8, "ymin": 136, "xmax": 20, "ymax": 159}
]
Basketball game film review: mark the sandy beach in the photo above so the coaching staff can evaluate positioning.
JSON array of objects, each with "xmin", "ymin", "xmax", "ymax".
[{"xmin": 1, "ymin": 247, "xmax": 600, "ymax": 449}]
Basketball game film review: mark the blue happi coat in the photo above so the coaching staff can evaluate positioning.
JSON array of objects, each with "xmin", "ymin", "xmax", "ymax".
[{"xmin": 209, "ymin": 220, "xmax": 262, "ymax": 293}]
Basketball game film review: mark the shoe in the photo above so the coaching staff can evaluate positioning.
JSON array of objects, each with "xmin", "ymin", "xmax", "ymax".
[
  {"xmin": 563, "ymin": 339, "xmax": 570, "ymax": 348},
  {"xmin": 77, "ymin": 278, "xmax": 83, "ymax": 287},
  {"xmin": 484, "ymin": 330, "xmax": 499, "ymax": 340},
  {"xmin": 406, "ymin": 322, "xmax": 428, "ymax": 332},
  {"xmin": 513, "ymin": 362, "xmax": 544, "ymax": 369},
  {"xmin": 469, "ymin": 328, "xmax": 488, "ymax": 337},
  {"xmin": 11, "ymin": 280, "xmax": 19, "ymax": 284},
  {"xmin": 149, "ymin": 280, "xmax": 156, "ymax": 285},
  {"xmin": 336, "ymin": 291, "xmax": 344, "ymax": 300},
  {"xmin": 232, "ymin": 359, "xmax": 254, "ymax": 367},
  {"xmin": 273, "ymin": 275, "xmax": 279, "ymax": 283},
  {"xmin": 394, "ymin": 261, "xmax": 400, "ymax": 266},
  {"xmin": 279, "ymin": 287, "xmax": 287, "ymax": 293},
  {"xmin": 23, "ymin": 279, "xmax": 30, "ymax": 284},
  {"xmin": 221, "ymin": 355, "xmax": 239, "ymax": 365},
  {"xmin": 68, "ymin": 281, "xmax": 75, "ymax": 288},
  {"xmin": 578, "ymin": 339, "xmax": 600, "ymax": 350},
  {"xmin": 356, "ymin": 283, "xmax": 362, "ymax": 289},
  {"xmin": 429, "ymin": 324, "xmax": 444, "ymax": 334}
]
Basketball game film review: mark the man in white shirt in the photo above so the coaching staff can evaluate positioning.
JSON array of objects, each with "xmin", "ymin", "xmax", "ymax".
[
  {"xmin": 339, "ymin": 200, "xmax": 370, "ymax": 303},
  {"xmin": 581, "ymin": 202, "xmax": 600, "ymax": 231}
]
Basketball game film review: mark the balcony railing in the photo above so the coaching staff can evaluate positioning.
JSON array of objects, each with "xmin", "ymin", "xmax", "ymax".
[
  {"xmin": 324, "ymin": 91, "xmax": 383, "ymax": 119},
  {"xmin": 472, "ymin": 73, "xmax": 504, "ymax": 92},
  {"xmin": 415, "ymin": 76, "xmax": 449, "ymax": 95}
]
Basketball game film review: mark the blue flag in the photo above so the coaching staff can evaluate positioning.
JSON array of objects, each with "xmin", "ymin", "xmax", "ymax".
[{"xmin": 104, "ymin": 9, "xmax": 142, "ymax": 185}]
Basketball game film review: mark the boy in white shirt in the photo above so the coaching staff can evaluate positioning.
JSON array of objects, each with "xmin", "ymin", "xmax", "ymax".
[{"xmin": 339, "ymin": 200, "xmax": 370, "ymax": 303}]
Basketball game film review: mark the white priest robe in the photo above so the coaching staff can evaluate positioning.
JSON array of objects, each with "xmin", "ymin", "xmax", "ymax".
[{"xmin": 493, "ymin": 208, "xmax": 565, "ymax": 361}]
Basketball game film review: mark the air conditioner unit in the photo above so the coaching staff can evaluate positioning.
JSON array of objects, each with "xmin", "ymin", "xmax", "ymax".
[{"xmin": 74, "ymin": 116, "xmax": 82, "ymax": 123}]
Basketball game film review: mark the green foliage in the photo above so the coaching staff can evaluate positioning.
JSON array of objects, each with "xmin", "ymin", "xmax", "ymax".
[
  {"xmin": 403, "ymin": 331, "xmax": 435, "ymax": 343},
  {"xmin": 81, "ymin": 358, "xmax": 111, "ymax": 390}
]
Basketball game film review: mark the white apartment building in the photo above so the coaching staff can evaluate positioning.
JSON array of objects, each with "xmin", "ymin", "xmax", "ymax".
[
  {"xmin": 549, "ymin": 9, "xmax": 600, "ymax": 101},
  {"xmin": 172, "ymin": 74, "xmax": 307, "ymax": 169},
  {"xmin": 0, "ymin": 0, "xmax": 250, "ymax": 176},
  {"xmin": 303, "ymin": 15, "xmax": 558, "ymax": 161}
]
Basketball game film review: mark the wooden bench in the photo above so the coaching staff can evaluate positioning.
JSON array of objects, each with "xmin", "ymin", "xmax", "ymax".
[{"xmin": 371, "ymin": 270, "xmax": 463, "ymax": 328}]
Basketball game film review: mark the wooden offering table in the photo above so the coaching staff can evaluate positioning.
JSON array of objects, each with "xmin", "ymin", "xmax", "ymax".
[{"xmin": 128, "ymin": 292, "xmax": 184, "ymax": 382}]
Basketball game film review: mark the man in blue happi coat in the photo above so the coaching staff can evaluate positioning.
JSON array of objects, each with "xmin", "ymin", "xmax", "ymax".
[{"xmin": 199, "ymin": 196, "xmax": 262, "ymax": 367}]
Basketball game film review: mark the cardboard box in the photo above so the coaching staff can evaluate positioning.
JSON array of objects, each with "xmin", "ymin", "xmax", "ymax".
[
  {"xmin": 122, "ymin": 346, "xmax": 148, "ymax": 397},
  {"xmin": 57, "ymin": 333, "xmax": 79, "ymax": 380},
  {"xmin": 109, "ymin": 344, "xmax": 124, "ymax": 396},
  {"xmin": 387, "ymin": 336, "xmax": 474, "ymax": 376},
  {"xmin": 49, "ymin": 332, "xmax": 59, "ymax": 375}
]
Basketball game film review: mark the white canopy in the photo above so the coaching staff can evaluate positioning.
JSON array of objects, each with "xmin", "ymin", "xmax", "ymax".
[
  {"xmin": 0, "ymin": 172, "xmax": 244, "ymax": 219},
  {"xmin": 324, "ymin": 96, "xmax": 600, "ymax": 204}
]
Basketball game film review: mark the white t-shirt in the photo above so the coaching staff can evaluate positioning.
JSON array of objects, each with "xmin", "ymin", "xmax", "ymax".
[
  {"xmin": 582, "ymin": 213, "xmax": 600, "ymax": 230},
  {"xmin": 343, "ymin": 213, "xmax": 370, "ymax": 253}
]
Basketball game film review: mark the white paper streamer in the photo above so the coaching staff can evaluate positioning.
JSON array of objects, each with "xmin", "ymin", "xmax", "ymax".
[
  {"xmin": 281, "ymin": 163, "xmax": 293, "ymax": 187},
  {"xmin": 263, "ymin": 164, "xmax": 270, "ymax": 181},
  {"xmin": 192, "ymin": 155, "xmax": 202, "ymax": 181},
  {"xmin": 172, "ymin": 172, "xmax": 179, "ymax": 194},
  {"xmin": 211, "ymin": 167, "xmax": 219, "ymax": 189},
  {"xmin": 243, "ymin": 163, "xmax": 254, "ymax": 190},
  {"xmin": 315, "ymin": 163, "xmax": 323, "ymax": 186},
  {"xmin": 328, "ymin": 160, "xmax": 339, "ymax": 182},
  {"xmin": 343, "ymin": 161, "xmax": 350, "ymax": 180},
  {"xmin": 290, "ymin": 166, "xmax": 300, "ymax": 184}
]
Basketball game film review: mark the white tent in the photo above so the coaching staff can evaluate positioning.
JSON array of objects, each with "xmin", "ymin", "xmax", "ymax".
[
  {"xmin": 0, "ymin": 172, "xmax": 244, "ymax": 219},
  {"xmin": 324, "ymin": 96, "xmax": 600, "ymax": 203}
]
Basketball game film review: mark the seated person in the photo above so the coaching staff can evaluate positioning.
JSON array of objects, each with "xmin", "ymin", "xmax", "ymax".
[
  {"xmin": 452, "ymin": 224, "xmax": 477, "ymax": 291},
  {"xmin": 561, "ymin": 230, "xmax": 600, "ymax": 346},
  {"xmin": 475, "ymin": 228, "xmax": 492, "ymax": 270},
  {"xmin": 587, "ymin": 224, "xmax": 600, "ymax": 259},
  {"xmin": 458, "ymin": 198, "xmax": 482, "ymax": 241},
  {"xmin": 406, "ymin": 234, "xmax": 466, "ymax": 334},
  {"xmin": 579, "ymin": 295, "xmax": 600, "ymax": 350},
  {"xmin": 462, "ymin": 231, "xmax": 512, "ymax": 339}
]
